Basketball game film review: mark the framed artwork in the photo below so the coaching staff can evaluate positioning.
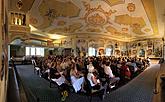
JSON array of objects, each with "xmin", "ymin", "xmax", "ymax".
[
  {"xmin": 147, "ymin": 49, "xmax": 152, "ymax": 56},
  {"xmin": 154, "ymin": 47, "xmax": 162, "ymax": 57},
  {"xmin": 139, "ymin": 49, "xmax": 145, "ymax": 57},
  {"xmin": 132, "ymin": 50, "xmax": 137, "ymax": 55},
  {"xmin": 131, "ymin": 43, "xmax": 137, "ymax": 48},
  {"xmin": 147, "ymin": 41, "xmax": 153, "ymax": 48},
  {"xmin": 98, "ymin": 48, "xmax": 104, "ymax": 55},
  {"xmin": 115, "ymin": 50, "xmax": 120, "ymax": 55}
]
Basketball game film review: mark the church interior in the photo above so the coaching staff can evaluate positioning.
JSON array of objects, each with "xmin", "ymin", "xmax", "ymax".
[{"xmin": 0, "ymin": 0, "xmax": 165, "ymax": 102}]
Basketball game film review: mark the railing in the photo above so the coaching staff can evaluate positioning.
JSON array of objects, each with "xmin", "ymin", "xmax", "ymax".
[{"xmin": 10, "ymin": 12, "xmax": 26, "ymax": 26}]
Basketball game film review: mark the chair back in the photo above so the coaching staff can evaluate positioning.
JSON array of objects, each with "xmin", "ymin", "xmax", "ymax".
[{"xmin": 84, "ymin": 76, "xmax": 92, "ymax": 95}]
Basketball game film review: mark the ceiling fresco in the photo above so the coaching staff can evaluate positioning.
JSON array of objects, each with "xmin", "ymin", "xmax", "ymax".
[{"xmin": 29, "ymin": 0, "xmax": 159, "ymax": 41}]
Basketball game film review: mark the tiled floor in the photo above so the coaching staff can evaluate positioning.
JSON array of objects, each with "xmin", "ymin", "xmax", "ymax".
[{"xmin": 16, "ymin": 64, "xmax": 160, "ymax": 102}]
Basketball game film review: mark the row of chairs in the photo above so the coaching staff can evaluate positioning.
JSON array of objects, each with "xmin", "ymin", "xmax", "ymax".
[{"xmin": 32, "ymin": 61, "xmax": 118, "ymax": 101}]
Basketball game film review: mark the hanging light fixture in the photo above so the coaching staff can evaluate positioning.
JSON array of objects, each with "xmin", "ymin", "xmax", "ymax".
[{"xmin": 16, "ymin": 0, "xmax": 23, "ymax": 10}]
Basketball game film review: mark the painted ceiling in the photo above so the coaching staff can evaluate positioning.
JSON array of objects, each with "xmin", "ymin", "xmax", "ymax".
[{"xmin": 28, "ymin": 0, "xmax": 160, "ymax": 42}]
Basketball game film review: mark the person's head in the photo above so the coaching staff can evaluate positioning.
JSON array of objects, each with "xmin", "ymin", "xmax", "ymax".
[
  {"xmin": 102, "ymin": 61, "xmax": 106, "ymax": 65},
  {"xmin": 121, "ymin": 62, "xmax": 126, "ymax": 66},
  {"xmin": 105, "ymin": 62, "xmax": 110, "ymax": 66}
]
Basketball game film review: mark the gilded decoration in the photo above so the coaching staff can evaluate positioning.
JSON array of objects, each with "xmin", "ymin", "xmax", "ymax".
[
  {"xmin": 103, "ymin": 0, "xmax": 125, "ymax": 6},
  {"xmin": 132, "ymin": 50, "xmax": 137, "ymax": 55},
  {"xmin": 127, "ymin": 3, "xmax": 136, "ymax": 12},
  {"xmin": 106, "ymin": 26, "xmax": 130, "ymax": 37},
  {"xmin": 147, "ymin": 49, "xmax": 152, "ymax": 55},
  {"xmin": 61, "ymin": 39, "xmax": 72, "ymax": 47},
  {"xmin": 39, "ymin": 0, "xmax": 80, "ymax": 18},
  {"xmin": 141, "ymin": 0, "xmax": 158, "ymax": 35},
  {"xmin": 49, "ymin": 28, "xmax": 67, "ymax": 33},
  {"xmin": 67, "ymin": 23, "xmax": 83, "ymax": 33},
  {"xmin": 29, "ymin": 17, "xmax": 38, "ymax": 24},
  {"xmin": 115, "ymin": 14, "xmax": 146, "ymax": 34},
  {"xmin": 37, "ymin": 0, "xmax": 80, "ymax": 29},
  {"xmin": 28, "ymin": 0, "xmax": 158, "ymax": 41},
  {"xmin": 106, "ymin": 25, "xmax": 117, "ymax": 33},
  {"xmin": 143, "ymin": 28, "xmax": 151, "ymax": 32},
  {"xmin": 82, "ymin": 2, "xmax": 116, "ymax": 26},
  {"xmin": 49, "ymin": 23, "xmax": 83, "ymax": 33},
  {"xmin": 122, "ymin": 28, "xmax": 129, "ymax": 33},
  {"xmin": 16, "ymin": 0, "xmax": 23, "ymax": 10},
  {"xmin": 10, "ymin": 33, "xmax": 29, "ymax": 43},
  {"xmin": 57, "ymin": 21, "xmax": 66, "ymax": 26},
  {"xmin": 86, "ymin": 28, "xmax": 101, "ymax": 32}
]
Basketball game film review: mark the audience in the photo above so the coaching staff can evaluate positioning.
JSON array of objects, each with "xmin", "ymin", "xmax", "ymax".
[{"xmin": 31, "ymin": 55, "xmax": 150, "ymax": 101}]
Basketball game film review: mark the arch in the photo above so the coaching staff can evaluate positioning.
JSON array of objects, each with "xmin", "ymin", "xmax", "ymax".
[
  {"xmin": 10, "ymin": 38, "xmax": 24, "ymax": 45},
  {"xmin": 105, "ymin": 45, "xmax": 114, "ymax": 56},
  {"xmin": 9, "ymin": 34, "xmax": 29, "ymax": 43}
]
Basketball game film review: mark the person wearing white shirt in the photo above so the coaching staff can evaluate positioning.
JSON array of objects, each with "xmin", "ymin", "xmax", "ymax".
[
  {"xmin": 87, "ymin": 61, "xmax": 95, "ymax": 73},
  {"xmin": 103, "ymin": 62, "xmax": 120, "ymax": 84},
  {"xmin": 87, "ymin": 70, "xmax": 101, "ymax": 90}
]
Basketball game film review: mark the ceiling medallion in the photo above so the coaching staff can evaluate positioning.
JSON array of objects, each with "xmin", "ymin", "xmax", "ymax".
[
  {"xmin": 82, "ymin": 2, "xmax": 116, "ymax": 26},
  {"xmin": 127, "ymin": 3, "xmax": 136, "ymax": 12},
  {"xmin": 45, "ymin": 8, "xmax": 56, "ymax": 20},
  {"xmin": 16, "ymin": 0, "xmax": 23, "ymax": 10}
]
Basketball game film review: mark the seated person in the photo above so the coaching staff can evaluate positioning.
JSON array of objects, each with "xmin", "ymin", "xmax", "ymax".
[
  {"xmin": 87, "ymin": 69, "xmax": 101, "ymax": 90},
  {"xmin": 70, "ymin": 64, "xmax": 84, "ymax": 93},
  {"xmin": 146, "ymin": 57, "xmax": 151, "ymax": 66},
  {"xmin": 87, "ymin": 61, "xmax": 95, "ymax": 73},
  {"xmin": 130, "ymin": 60, "xmax": 139, "ymax": 72},
  {"xmin": 103, "ymin": 62, "xmax": 120, "ymax": 85},
  {"xmin": 120, "ymin": 62, "xmax": 131, "ymax": 80},
  {"xmin": 50, "ymin": 63, "xmax": 66, "ymax": 86}
]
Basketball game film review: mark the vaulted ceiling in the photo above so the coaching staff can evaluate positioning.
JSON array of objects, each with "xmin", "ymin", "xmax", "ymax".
[{"xmin": 10, "ymin": 0, "xmax": 165, "ymax": 42}]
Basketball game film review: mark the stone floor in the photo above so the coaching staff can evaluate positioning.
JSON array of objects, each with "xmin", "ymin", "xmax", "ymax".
[{"xmin": 16, "ymin": 64, "xmax": 160, "ymax": 102}]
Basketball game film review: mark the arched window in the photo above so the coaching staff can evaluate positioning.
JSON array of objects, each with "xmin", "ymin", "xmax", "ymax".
[
  {"xmin": 105, "ymin": 45, "xmax": 113, "ymax": 56},
  {"xmin": 25, "ymin": 47, "xmax": 44, "ymax": 56},
  {"xmin": 88, "ymin": 47, "xmax": 96, "ymax": 56},
  {"xmin": 105, "ymin": 48, "xmax": 112, "ymax": 56}
]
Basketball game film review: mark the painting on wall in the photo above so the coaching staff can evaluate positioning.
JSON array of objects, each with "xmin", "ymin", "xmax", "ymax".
[
  {"xmin": 139, "ymin": 49, "xmax": 145, "ymax": 57},
  {"xmin": 147, "ymin": 41, "xmax": 153, "ymax": 48},
  {"xmin": 115, "ymin": 43, "xmax": 118, "ymax": 48},
  {"xmin": 147, "ymin": 49, "xmax": 152, "ymax": 56},
  {"xmin": 115, "ymin": 50, "xmax": 120, "ymax": 55},
  {"xmin": 61, "ymin": 39, "xmax": 72, "ymax": 47},
  {"xmin": 131, "ymin": 43, "xmax": 137, "ymax": 48},
  {"xmin": 132, "ymin": 50, "xmax": 137, "ymax": 55},
  {"xmin": 98, "ymin": 48, "xmax": 105, "ymax": 56},
  {"xmin": 76, "ymin": 39, "xmax": 87, "ymax": 56},
  {"xmin": 121, "ymin": 50, "xmax": 128, "ymax": 56},
  {"xmin": 154, "ymin": 47, "xmax": 162, "ymax": 57}
]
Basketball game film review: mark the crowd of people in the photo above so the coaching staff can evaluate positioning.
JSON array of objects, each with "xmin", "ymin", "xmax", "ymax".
[{"xmin": 32, "ymin": 55, "xmax": 151, "ymax": 101}]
